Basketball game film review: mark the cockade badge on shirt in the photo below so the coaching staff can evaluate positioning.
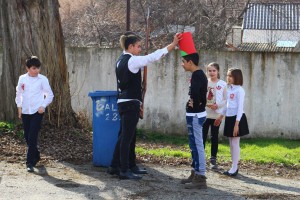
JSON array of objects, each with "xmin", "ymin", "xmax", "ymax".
[
  {"xmin": 230, "ymin": 93, "xmax": 235, "ymax": 99},
  {"xmin": 21, "ymin": 84, "xmax": 25, "ymax": 90},
  {"xmin": 216, "ymin": 85, "xmax": 222, "ymax": 90}
]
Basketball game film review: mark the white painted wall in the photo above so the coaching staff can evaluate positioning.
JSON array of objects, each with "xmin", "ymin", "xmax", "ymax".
[
  {"xmin": 65, "ymin": 48, "xmax": 300, "ymax": 139},
  {"xmin": 243, "ymin": 30, "xmax": 300, "ymax": 44}
]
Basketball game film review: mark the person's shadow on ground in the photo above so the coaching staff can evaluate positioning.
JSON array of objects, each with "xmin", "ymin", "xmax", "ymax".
[
  {"xmin": 235, "ymin": 173, "xmax": 300, "ymax": 194},
  {"xmin": 46, "ymin": 162, "xmax": 243, "ymax": 200},
  {"xmin": 34, "ymin": 165, "xmax": 102, "ymax": 200}
]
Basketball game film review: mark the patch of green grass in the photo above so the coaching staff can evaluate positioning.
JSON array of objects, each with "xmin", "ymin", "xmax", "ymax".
[
  {"xmin": 0, "ymin": 121, "xmax": 14, "ymax": 132},
  {"xmin": 137, "ymin": 131, "xmax": 300, "ymax": 167},
  {"xmin": 136, "ymin": 147, "xmax": 190, "ymax": 158},
  {"xmin": 137, "ymin": 130, "xmax": 188, "ymax": 146},
  {"xmin": 240, "ymin": 141, "xmax": 300, "ymax": 166},
  {"xmin": 0, "ymin": 121, "xmax": 24, "ymax": 138}
]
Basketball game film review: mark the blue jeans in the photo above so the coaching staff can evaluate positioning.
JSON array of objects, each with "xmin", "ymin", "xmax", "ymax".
[{"xmin": 186, "ymin": 115, "xmax": 206, "ymax": 176}]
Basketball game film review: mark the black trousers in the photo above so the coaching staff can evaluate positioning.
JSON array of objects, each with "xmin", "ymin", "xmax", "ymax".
[
  {"xmin": 22, "ymin": 112, "xmax": 44, "ymax": 166},
  {"xmin": 111, "ymin": 125, "xmax": 138, "ymax": 169},
  {"xmin": 202, "ymin": 118, "xmax": 220, "ymax": 158},
  {"xmin": 110, "ymin": 101, "xmax": 140, "ymax": 172}
]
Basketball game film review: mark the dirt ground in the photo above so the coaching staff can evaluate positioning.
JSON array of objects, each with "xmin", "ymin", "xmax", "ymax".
[
  {"xmin": 1, "ymin": 127, "xmax": 299, "ymax": 199},
  {"xmin": 0, "ymin": 160, "xmax": 299, "ymax": 200}
]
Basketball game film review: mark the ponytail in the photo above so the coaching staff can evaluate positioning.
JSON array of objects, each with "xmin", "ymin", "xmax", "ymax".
[
  {"xmin": 119, "ymin": 35, "xmax": 127, "ymax": 50},
  {"xmin": 119, "ymin": 32, "xmax": 141, "ymax": 50}
]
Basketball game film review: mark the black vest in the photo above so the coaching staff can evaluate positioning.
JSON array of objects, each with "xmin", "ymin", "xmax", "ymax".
[{"xmin": 116, "ymin": 54, "xmax": 142, "ymax": 101}]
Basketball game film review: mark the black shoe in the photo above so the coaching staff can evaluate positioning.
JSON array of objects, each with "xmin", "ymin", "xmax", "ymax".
[
  {"xmin": 130, "ymin": 166, "xmax": 147, "ymax": 174},
  {"xmin": 119, "ymin": 171, "xmax": 142, "ymax": 180},
  {"xmin": 27, "ymin": 164, "xmax": 34, "ymax": 173},
  {"xmin": 32, "ymin": 156, "xmax": 41, "ymax": 167},
  {"xmin": 223, "ymin": 169, "xmax": 238, "ymax": 176},
  {"xmin": 210, "ymin": 157, "xmax": 218, "ymax": 170},
  {"xmin": 107, "ymin": 167, "xmax": 120, "ymax": 176}
]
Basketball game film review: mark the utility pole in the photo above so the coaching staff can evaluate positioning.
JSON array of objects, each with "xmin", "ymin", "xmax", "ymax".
[{"xmin": 126, "ymin": 0, "xmax": 130, "ymax": 31}]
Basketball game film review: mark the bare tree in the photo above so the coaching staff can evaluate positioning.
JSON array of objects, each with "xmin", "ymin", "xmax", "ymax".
[
  {"xmin": 60, "ymin": 0, "xmax": 125, "ymax": 46},
  {"xmin": 130, "ymin": 0, "xmax": 253, "ymax": 50},
  {"xmin": 58, "ymin": 0, "xmax": 297, "ymax": 49},
  {"xmin": 0, "ymin": 0, "xmax": 76, "ymax": 127}
]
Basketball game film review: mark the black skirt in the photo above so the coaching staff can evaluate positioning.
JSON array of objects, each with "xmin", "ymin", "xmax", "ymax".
[{"xmin": 224, "ymin": 113, "xmax": 249, "ymax": 137}]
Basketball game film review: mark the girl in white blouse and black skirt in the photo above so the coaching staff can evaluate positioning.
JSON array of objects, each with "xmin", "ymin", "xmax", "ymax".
[{"xmin": 214, "ymin": 68, "xmax": 249, "ymax": 176}]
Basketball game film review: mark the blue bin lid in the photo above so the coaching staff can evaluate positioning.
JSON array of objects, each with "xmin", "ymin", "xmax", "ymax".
[{"xmin": 88, "ymin": 90, "xmax": 118, "ymax": 97}]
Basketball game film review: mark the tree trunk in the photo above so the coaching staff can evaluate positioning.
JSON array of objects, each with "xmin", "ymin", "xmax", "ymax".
[{"xmin": 0, "ymin": 0, "xmax": 76, "ymax": 127}]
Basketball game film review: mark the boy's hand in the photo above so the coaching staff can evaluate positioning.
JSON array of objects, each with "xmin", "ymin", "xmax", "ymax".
[
  {"xmin": 188, "ymin": 99, "xmax": 193, "ymax": 108},
  {"xmin": 18, "ymin": 107, "xmax": 22, "ymax": 119},
  {"xmin": 167, "ymin": 33, "xmax": 182, "ymax": 52},
  {"xmin": 173, "ymin": 33, "xmax": 182, "ymax": 45},
  {"xmin": 38, "ymin": 107, "xmax": 45, "ymax": 114},
  {"xmin": 139, "ymin": 105, "xmax": 144, "ymax": 119}
]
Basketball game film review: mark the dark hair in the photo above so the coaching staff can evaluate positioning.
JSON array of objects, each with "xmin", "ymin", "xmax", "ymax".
[
  {"xmin": 207, "ymin": 62, "xmax": 220, "ymax": 79},
  {"xmin": 228, "ymin": 68, "xmax": 243, "ymax": 86},
  {"xmin": 26, "ymin": 56, "xmax": 41, "ymax": 68},
  {"xmin": 119, "ymin": 31, "xmax": 141, "ymax": 50},
  {"xmin": 182, "ymin": 53, "xmax": 199, "ymax": 66}
]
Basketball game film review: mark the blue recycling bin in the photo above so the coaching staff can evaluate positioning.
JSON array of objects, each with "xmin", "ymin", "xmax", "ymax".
[{"xmin": 88, "ymin": 91, "xmax": 120, "ymax": 167}]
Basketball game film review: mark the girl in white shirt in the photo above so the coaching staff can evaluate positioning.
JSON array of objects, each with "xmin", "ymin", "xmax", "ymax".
[
  {"xmin": 215, "ymin": 68, "xmax": 249, "ymax": 176},
  {"xmin": 203, "ymin": 63, "xmax": 227, "ymax": 169}
]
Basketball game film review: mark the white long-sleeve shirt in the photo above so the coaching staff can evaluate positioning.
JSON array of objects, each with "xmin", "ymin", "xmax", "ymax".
[
  {"xmin": 206, "ymin": 79, "xmax": 227, "ymax": 119},
  {"xmin": 116, "ymin": 47, "xmax": 169, "ymax": 103},
  {"xmin": 15, "ymin": 73, "xmax": 54, "ymax": 114},
  {"xmin": 222, "ymin": 84, "xmax": 245, "ymax": 121},
  {"xmin": 120, "ymin": 47, "xmax": 169, "ymax": 73}
]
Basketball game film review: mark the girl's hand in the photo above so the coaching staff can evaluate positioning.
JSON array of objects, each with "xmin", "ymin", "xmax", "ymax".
[
  {"xmin": 18, "ymin": 107, "xmax": 22, "ymax": 119},
  {"xmin": 214, "ymin": 117, "xmax": 222, "ymax": 126},
  {"xmin": 233, "ymin": 124, "xmax": 239, "ymax": 137},
  {"xmin": 38, "ymin": 107, "xmax": 45, "ymax": 114},
  {"xmin": 210, "ymin": 104, "xmax": 218, "ymax": 110}
]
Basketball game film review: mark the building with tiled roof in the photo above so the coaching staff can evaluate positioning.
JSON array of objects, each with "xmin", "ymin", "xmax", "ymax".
[{"xmin": 238, "ymin": 3, "xmax": 300, "ymax": 52}]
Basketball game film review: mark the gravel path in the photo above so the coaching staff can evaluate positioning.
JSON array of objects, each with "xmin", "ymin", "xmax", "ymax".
[{"xmin": 0, "ymin": 161, "xmax": 299, "ymax": 200}]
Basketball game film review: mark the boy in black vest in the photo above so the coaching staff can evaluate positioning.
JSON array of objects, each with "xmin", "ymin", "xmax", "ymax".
[{"xmin": 108, "ymin": 32, "xmax": 181, "ymax": 180}]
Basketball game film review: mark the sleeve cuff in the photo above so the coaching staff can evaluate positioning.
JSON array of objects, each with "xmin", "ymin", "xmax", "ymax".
[{"xmin": 162, "ymin": 47, "xmax": 168, "ymax": 54}]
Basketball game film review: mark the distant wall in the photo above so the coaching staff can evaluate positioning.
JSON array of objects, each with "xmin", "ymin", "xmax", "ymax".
[
  {"xmin": 243, "ymin": 30, "xmax": 300, "ymax": 44},
  {"xmin": 65, "ymin": 48, "xmax": 300, "ymax": 139}
]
